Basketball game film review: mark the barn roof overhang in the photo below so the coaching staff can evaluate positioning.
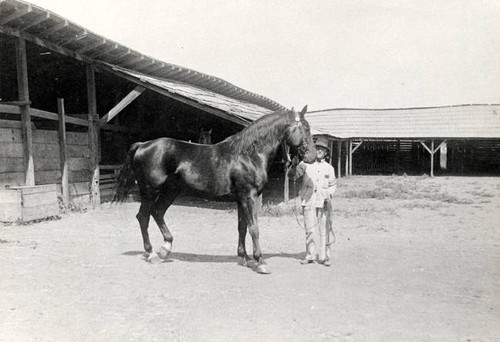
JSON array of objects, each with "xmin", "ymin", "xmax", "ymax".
[
  {"xmin": 0, "ymin": 0, "xmax": 286, "ymax": 125},
  {"xmin": 99, "ymin": 64, "xmax": 273, "ymax": 127},
  {"xmin": 308, "ymin": 104, "xmax": 500, "ymax": 140}
]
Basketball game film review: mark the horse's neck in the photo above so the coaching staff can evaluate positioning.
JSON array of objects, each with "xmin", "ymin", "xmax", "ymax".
[{"xmin": 229, "ymin": 114, "xmax": 291, "ymax": 158}]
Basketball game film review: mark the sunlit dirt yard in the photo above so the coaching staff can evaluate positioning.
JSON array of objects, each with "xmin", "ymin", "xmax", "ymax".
[{"xmin": 1, "ymin": 176, "xmax": 499, "ymax": 341}]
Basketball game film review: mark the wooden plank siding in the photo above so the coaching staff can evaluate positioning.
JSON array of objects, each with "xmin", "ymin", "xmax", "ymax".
[{"xmin": 0, "ymin": 123, "xmax": 91, "ymax": 203}]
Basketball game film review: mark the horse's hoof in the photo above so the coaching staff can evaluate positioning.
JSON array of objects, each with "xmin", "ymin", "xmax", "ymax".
[
  {"xmin": 237, "ymin": 257, "xmax": 247, "ymax": 267},
  {"xmin": 158, "ymin": 244, "xmax": 171, "ymax": 259},
  {"xmin": 256, "ymin": 262, "xmax": 271, "ymax": 274},
  {"xmin": 148, "ymin": 252, "xmax": 161, "ymax": 264},
  {"xmin": 238, "ymin": 257, "xmax": 255, "ymax": 268}
]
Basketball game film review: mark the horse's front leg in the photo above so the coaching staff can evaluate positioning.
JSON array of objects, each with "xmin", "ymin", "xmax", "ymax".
[
  {"xmin": 237, "ymin": 202, "xmax": 252, "ymax": 267},
  {"xmin": 240, "ymin": 192, "xmax": 270, "ymax": 274}
]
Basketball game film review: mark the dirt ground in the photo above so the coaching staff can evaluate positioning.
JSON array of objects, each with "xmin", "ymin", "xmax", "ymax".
[{"xmin": 1, "ymin": 176, "xmax": 499, "ymax": 342}]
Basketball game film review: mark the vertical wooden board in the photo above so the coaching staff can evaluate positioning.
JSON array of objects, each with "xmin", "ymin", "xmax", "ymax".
[
  {"xmin": 58, "ymin": 98, "xmax": 70, "ymax": 206},
  {"xmin": 35, "ymin": 170, "xmax": 61, "ymax": 184},
  {"xmin": 33, "ymin": 144, "xmax": 60, "ymax": 159},
  {"xmin": 0, "ymin": 143, "xmax": 24, "ymax": 158},
  {"xmin": 0, "ymin": 189, "xmax": 22, "ymax": 203},
  {"xmin": 21, "ymin": 191, "xmax": 58, "ymax": 207},
  {"xmin": 68, "ymin": 181, "xmax": 91, "ymax": 196},
  {"xmin": 66, "ymin": 132, "xmax": 89, "ymax": 146},
  {"xmin": 68, "ymin": 157, "xmax": 90, "ymax": 171},
  {"xmin": 69, "ymin": 170, "xmax": 91, "ymax": 183},
  {"xmin": 33, "ymin": 130, "xmax": 59, "ymax": 143},
  {"xmin": 34, "ymin": 157, "xmax": 61, "ymax": 171},
  {"xmin": 0, "ymin": 157, "xmax": 24, "ymax": 173},
  {"xmin": 0, "ymin": 172, "xmax": 25, "ymax": 186},
  {"xmin": 21, "ymin": 205, "xmax": 59, "ymax": 221},
  {"xmin": 0, "ymin": 202, "xmax": 22, "ymax": 222},
  {"xmin": 71, "ymin": 194, "xmax": 91, "ymax": 207},
  {"xmin": 0, "ymin": 127, "xmax": 22, "ymax": 142},
  {"xmin": 0, "ymin": 189, "xmax": 22, "ymax": 222},
  {"xmin": 67, "ymin": 145, "xmax": 91, "ymax": 158}
]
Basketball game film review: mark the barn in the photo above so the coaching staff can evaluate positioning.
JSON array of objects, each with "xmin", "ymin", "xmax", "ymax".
[
  {"xmin": 307, "ymin": 105, "xmax": 500, "ymax": 177},
  {"xmin": 0, "ymin": 0, "xmax": 287, "ymax": 220}
]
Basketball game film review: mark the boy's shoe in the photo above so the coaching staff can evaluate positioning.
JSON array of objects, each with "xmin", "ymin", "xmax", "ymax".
[
  {"xmin": 317, "ymin": 259, "xmax": 331, "ymax": 267},
  {"xmin": 300, "ymin": 259, "xmax": 314, "ymax": 265}
]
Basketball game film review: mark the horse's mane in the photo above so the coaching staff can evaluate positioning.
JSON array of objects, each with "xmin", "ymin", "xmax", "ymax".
[{"xmin": 224, "ymin": 110, "xmax": 293, "ymax": 154}]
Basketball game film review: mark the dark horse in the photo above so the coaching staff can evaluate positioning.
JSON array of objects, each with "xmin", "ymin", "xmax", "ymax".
[{"xmin": 114, "ymin": 106, "xmax": 316, "ymax": 273}]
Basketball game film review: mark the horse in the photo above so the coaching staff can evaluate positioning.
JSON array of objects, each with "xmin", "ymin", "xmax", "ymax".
[
  {"xmin": 198, "ymin": 126, "xmax": 212, "ymax": 144},
  {"xmin": 114, "ymin": 105, "xmax": 316, "ymax": 274}
]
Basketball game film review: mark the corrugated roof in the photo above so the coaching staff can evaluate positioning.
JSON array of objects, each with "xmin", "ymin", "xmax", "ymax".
[
  {"xmin": 307, "ymin": 104, "xmax": 500, "ymax": 139},
  {"xmin": 0, "ymin": 0, "xmax": 286, "ymax": 112},
  {"xmin": 109, "ymin": 65, "xmax": 273, "ymax": 126},
  {"xmin": 107, "ymin": 65, "xmax": 324, "ymax": 133}
]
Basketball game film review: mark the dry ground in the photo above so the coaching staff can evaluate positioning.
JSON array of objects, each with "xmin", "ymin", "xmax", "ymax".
[{"xmin": 1, "ymin": 176, "xmax": 499, "ymax": 341}]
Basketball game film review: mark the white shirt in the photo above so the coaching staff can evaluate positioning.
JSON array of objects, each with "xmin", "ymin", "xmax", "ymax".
[{"xmin": 293, "ymin": 160, "xmax": 337, "ymax": 208}]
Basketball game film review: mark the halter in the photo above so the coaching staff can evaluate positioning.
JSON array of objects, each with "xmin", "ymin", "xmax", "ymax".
[{"xmin": 283, "ymin": 111, "xmax": 308, "ymax": 167}]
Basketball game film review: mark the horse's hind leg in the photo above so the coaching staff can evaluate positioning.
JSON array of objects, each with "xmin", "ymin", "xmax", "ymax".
[
  {"xmin": 136, "ymin": 197, "xmax": 155, "ymax": 257},
  {"xmin": 237, "ymin": 202, "xmax": 252, "ymax": 267},
  {"xmin": 152, "ymin": 183, "xmax": 180, "ymax": 259},
  {"xmin": 238, "ymin": 191, "xmax": 270, "ymax": 274}
]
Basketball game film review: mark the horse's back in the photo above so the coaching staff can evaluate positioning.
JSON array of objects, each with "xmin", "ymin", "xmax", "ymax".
[{"xmin": 132, "ymin": 137, "xmax": 230, "ymax": 194}]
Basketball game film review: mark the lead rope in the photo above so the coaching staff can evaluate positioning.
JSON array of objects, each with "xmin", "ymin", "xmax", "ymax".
[{"xmin": 286, "ymin": 164, "xmax": 320, "ymax": 231}]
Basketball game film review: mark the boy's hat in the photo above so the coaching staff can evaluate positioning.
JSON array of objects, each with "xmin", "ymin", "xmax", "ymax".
[{"xmin": 315, "ymin": 137, "xmax": 330, "ymax": 151}]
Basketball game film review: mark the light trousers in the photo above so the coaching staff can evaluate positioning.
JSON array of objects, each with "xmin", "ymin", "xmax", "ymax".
[{"xmin": 303, "ymin": 207, "xmax": 332, "ymax": 262}]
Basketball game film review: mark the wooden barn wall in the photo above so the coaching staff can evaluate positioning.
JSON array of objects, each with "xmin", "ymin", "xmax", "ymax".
[{"xmin": 0, "ymin": 122, "xmax": 91, "ymax": 203}]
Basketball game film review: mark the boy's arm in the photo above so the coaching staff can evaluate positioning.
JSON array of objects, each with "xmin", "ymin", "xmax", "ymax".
[
  {"xmin": 327, "ymin": 167, "xmax": 337, "ymax": 198},
  {"xmin": 287, "ymin": 160, "xmax": 306, "ymax": 180}
]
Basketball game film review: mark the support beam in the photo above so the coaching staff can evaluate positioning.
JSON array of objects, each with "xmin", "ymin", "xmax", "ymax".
[
  {"xmin": 337, "ymin": 140, "xmax": 341, "ymax": 178},
  {"xmin": 16, "ymin": 38, "xmax": 35, "ymax": 186},
  {"xmin": 87, "ymin": 64, "xmax": 100, "ymax": 208},
  {"xmin": 420, "ymin": 139, "xmax": 448, "ymax": 177},
  {"xmin": 344, "ymin": 140, "xmax": 349, "ymax": 178},
  {"xmin": 351, "ymin": 141, "xmax": 363, "ymax": 154},
  {"xmin": 100, "ymin": 85, "xmax": 145, "ymax": 123},
  {"xmin": 58, "ymin": 98, "xmax": 70, "ymax": 206},
  {"xmin": 430, "ymin": 140, "xmax": 434, "ymax": 177},
  {"xmin": 348, "ymin": 140, "xmax": 353, "ymax": 176},
  {"xmin": 349, "ymin": 140, "xmax": 363, "ymax": 176}
]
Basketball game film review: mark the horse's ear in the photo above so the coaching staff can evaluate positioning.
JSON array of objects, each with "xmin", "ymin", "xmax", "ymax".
[{"xmin": 300, "ymin": 105, "xmax": 308, "ymax": 116}]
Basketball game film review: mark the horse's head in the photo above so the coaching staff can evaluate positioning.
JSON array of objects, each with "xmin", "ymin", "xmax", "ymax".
[
  {"xmin": 198, "ymin": 126, "xmax": 212, "ymax": 144},
  {"xmin": 285, "ymin": 105, "xmax": 317, "ymax": 163}
]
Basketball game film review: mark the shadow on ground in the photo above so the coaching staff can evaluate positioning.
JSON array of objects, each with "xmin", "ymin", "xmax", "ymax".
[{"xmin": 122, "ymin": 251, "xmax": 304, "ymax": 263}]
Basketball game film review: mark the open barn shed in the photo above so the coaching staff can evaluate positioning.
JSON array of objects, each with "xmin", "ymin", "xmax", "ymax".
[
  {"xmin": 0, "ymin": 0, "xmax": 286, "ymax": 220},
  {"xmin": 308, "ymin": 105, "xmax": 500, "ymax": 177}
]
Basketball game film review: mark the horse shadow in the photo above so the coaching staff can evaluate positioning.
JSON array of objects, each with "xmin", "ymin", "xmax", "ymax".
[{"xmin": 122, "ymin": 251, "xmax": 304, "ymax": 263}]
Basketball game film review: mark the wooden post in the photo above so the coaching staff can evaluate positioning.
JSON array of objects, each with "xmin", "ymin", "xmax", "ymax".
[
  {"xmin": 87, "ymin": 64, "xmax": 100, "ymax": 208},
  {"xmin": 344, "ymin": 140, "xmax": 349, "ymax": 178},
  {"xmin": 16, "ymin": 38, "xmax": 35, "ymax": 186},
  {"xmin": 57, "ymin": 98, "xmax": 70, "ymax": 206},
  {"xmin": 348, "ymin": 140, "xmax": 353, "ymax": 176},
  {"xmin": 337, "ymin": 140, "xmax": 341, "ymax": 178},
  {"xmin": 396, "ymin": 139, "xmax": 401, "ymax": 174},
  {"xmin": 430, "ymin": 139, "xmax": 435, "ymax": 177}
]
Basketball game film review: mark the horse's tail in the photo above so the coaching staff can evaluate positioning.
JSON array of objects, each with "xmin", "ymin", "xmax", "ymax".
[{"xmin": 113, "ymin": 142, "xmax": 143, "ymax": 203}]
